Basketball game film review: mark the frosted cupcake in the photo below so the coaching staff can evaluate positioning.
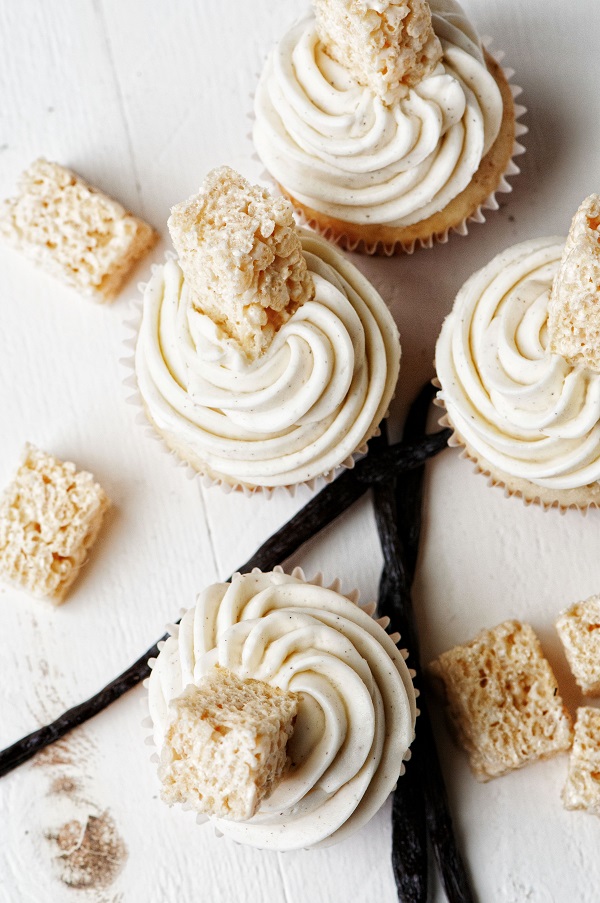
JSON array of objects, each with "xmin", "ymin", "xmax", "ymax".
[
  {"xmin": 254, "ymin": 0, "xmax": 519, "ymax": 254},
  {"xmin": 147, "ymin": 569, "xmax": 417, "ymax": 850},
  {"xmin": 435, "ymin": 194, "xmax": 600, "ymax": 509},
  {"xmin": 134, "ymin": 167, "xmax": 401, "ymax": 491}
]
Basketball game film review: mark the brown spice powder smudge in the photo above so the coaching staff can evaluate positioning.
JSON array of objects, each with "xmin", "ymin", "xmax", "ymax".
[
  {"xmin": 32, "ymin": 737, "xmax": 74, "ymax": 769},
  {"xmin": 51, "ymin": 810, "xmax": 127, "ymax": 890},
  {"xmin": 48, "ymin": 775, "xmax": 79, "ymax": 796}
]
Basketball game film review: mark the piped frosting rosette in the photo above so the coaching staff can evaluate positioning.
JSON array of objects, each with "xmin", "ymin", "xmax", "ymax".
[
  {"xmin": 133, "ymin": 230, "xmax": 400, "ymax": 491},
  {"xmin": 435, "ymin": 236, "xmax": 600, "ymax": 507},
  {"xmin": 147, "ymin": 569, "xmax": 417, "ymax": 850},
  {"xmin": 253, "ymin": 0, "xmax": 525, "ymax": 253}
]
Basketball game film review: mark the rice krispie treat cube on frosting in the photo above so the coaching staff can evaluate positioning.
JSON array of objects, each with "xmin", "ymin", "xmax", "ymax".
[
  {"xmin": 434, "ymin": 194, "xmax": 600, "ymax": 509},
  {"xmin": 556, "ymin": 595, "xmax": 600, "ymax": 696},
  {"xmin": 312, "ymin": 0, "xmax": 443, "ymax": 104},
  {"xmin": 563, "ymin": 707, "xmax": 600, "ymax": 817},
  {"xmin": 428, "ymin": 620, "xmax": 573, "ymax": 781},
  {"xmin": 547, "ymin": 194, "xmax": 600, "ymax": 373},
  {"xmin": 135, "ymin": 166, "xmax": 400, "ymax": 491},
  {"xmin": 0, "ymin": 159, "xmax": 156, "ymax": 302},
  {"xmin": 148, "ymin": 570, "xmax": 416, "ymax": 847},
  {"xmin": 159, "ymin": 667, "xmax": 298, "ymax": 821},
  {"xmin": 167, "ymin": 166, "xmax": 315, "ymax": 361},
  {"xmin": 254, "ymin": 0, "xmax": 520, "ymax": 255},
  {"xmin": 0, "ymin": 444, "xmax": 109, "ymax": 605}
]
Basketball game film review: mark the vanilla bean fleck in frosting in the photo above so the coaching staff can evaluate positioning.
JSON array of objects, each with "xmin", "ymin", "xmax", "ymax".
[
  {"xmin": 135, "ymin": 231, "xmax": 400, "ymax": 488},
  {"xmin": 253, "ymin": 0, "xmax": 503, "ymax": 227},
  {"xmin": 148, "ymin": 570, "xmax": 416, "ymax": 850},
  {"xmin": 435, "ymin": 237, "xmax": 600, "ymax": 491}
]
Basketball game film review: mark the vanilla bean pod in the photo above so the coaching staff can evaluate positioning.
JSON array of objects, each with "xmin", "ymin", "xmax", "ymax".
[
  {"xmin": 396, "ymin": 381, "xmax": 433, "ymax": 581},
  {"xmin": 0, "ymin": 424, "xmax": 449, "ymax": 779},
  {"xmin": 398, "ymin": 387, "xmax": 475, "ymax": 903},
  {"xmin": 375, "ymin": 386, "xmax": 436, "ymax": 902},
  {"xmin": 356, "ymin": 428, "xmax": 450, "ymax": 485},
  {"xmin": 374, "ymin": 385, "xmax": 475, "ymax": 903},
  {"xmin": 373, "ymin": 421, "xmax": 428, "ymax": 903}
]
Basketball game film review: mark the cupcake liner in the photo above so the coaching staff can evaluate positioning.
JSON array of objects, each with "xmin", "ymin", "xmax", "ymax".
[
  {"xmin": 120, "ymin": 270, "xmax": 385, "ymax": 500},
  {"xmin": 142, "ymin": 566, "xmax": 418, "ymax": 838},
  {"xmin": 253, "ymin": 43, "xmax": 526, "ymax": 256},
  {"xmin": 432, "ymin": 384, "xmax": 600, "ymax": 513}
]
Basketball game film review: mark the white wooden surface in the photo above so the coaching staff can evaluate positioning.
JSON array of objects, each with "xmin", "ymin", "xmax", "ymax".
[{"xmin": 0, "ymin": 1, "xmax": 599, "ymax": 901}]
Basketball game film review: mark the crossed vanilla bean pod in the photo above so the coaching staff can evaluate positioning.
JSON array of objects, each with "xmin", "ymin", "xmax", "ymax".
[
  {"xmin": 374, "ymin": 384, "xmax": 475, "ymax": 903},
  {"xmin": 372, "ymin": 430, "xmax": 427, "ymax": 903},
  {"xmin": 0, "ymin": 412, "xmax": 450, "ymax": 779}
]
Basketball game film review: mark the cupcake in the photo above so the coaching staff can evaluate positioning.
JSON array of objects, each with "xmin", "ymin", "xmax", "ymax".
[
  {"xmin": 146, "ymin": 569, "xmax": 417, "ymax": 850},
  {"xmin": 134, "ymin": 166, "xmax": 401, "ymax": 491},
  {"xmin": 435, "ymin": 194, "xmax": 600, "ymax": 509},
  {"xmin": 253, "ymin": 0, "xmax": 520, "ymax": 254}
]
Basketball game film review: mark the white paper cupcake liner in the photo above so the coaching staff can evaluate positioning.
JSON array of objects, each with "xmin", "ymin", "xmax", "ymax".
[
  {"xmin": 142, "ymin": 565, "xmax": 419, "ymax": 839},
  {"xmin": 432, "ymin": 382, "xmax": 599, "ymax": 513},
  {"xmin": 251, "ymin": 41, "xmax": 526, "ymax": 256},
  {"xmin": 120, "ymin": 268, "xmax": 384, "ymax": 500}
]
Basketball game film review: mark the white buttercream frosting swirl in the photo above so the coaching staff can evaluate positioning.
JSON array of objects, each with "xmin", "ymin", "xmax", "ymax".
[
  {"xmin": 253, "ymin": 0, "xmax": 503, "ymax": 226},
  {"xmin": 148, "ymin": 570, "xmax": 416, "ymax": 850},
  {"xmin": 135, "ymin": 231, "xmax": 400, "ymax": 488},
  {"xmin": 436, "ymin": 237, "xmax": 600, "ymax": 490}
]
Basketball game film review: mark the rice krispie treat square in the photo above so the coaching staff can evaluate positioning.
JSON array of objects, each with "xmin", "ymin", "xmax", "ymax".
[
  {"xmin": 0, "ymin": 444, "xmax": 109, "ymax": 604},
  {"xmin": 0, "ymin": 159, "xmax": 156, "ymax": 302},
  {"xmin": 556, "ymin": 595, "xmax": 600, "ymax": 696},
  {"xmin": 563, "ymin": 707, "xmax": 600, "ymax": 816},
  {"xmin": 167, "ymin": 166, "xmax": 314, "ymax": 361},
  {"xmin": 547, "ymin": 194, "xmax": 600, "ymax": 372},
  {"xmin": 428, "ymin": 620, "xmax": 573, "ymax": 781},
  {"xmin": 159, "ymin": 667, "xmax": 298, "ymax": 821},
  {"xmin": 313, "ymin": 0, "xmax": 443, "ymax": 105}
]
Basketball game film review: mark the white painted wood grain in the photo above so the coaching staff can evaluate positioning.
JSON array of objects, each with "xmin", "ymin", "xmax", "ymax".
[{"xmin": 0, "ymin": 0, "xmax": 600, "ymax": 901}]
